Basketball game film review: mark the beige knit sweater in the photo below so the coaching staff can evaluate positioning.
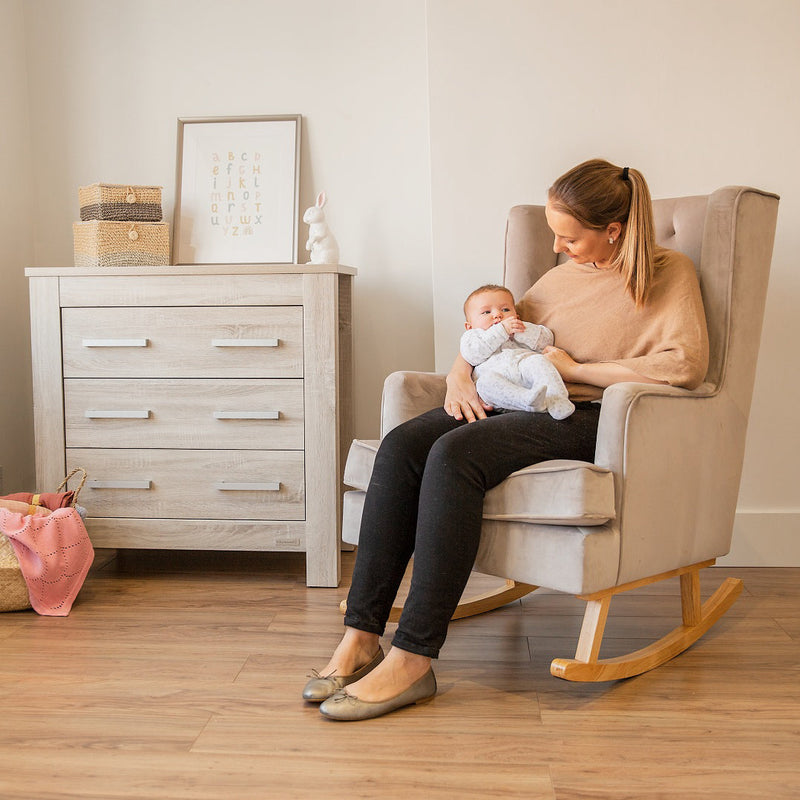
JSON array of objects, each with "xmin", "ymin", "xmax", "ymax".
[{"xmin": 517, "ymin": 249, "xmax": 709, "ymax": 401}]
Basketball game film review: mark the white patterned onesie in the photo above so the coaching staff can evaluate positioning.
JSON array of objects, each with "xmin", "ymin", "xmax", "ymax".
[{"xmin": 460, "ymin": 321, "xmax": 575, "ymax": 419}]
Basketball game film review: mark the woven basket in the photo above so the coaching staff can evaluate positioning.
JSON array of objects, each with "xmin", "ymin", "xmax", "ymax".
[
  {"xmin": 0, "ymin": 534, "xmax": 29, "ymax": 612},
  {"xmin": 79, "ymin": 183, "xmax": 163, "ymax": 222},
  {"xmin": 74, "ymin": 220, "xmax": 170, "ymax": 267},
  {"xmin": 1, "ymin": 468, "xmax": 88, "ymax": 613}
]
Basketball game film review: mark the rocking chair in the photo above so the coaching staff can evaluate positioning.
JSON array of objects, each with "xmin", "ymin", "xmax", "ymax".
[{"xmin": 341, "ymin": 186, "xmax": 779, "ymax": 682}]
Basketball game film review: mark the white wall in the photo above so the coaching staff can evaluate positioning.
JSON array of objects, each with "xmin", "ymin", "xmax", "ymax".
[
  {"xmin": 20, "ymin": 0, "xmax": 435, "ymax": 449},
  {"xmin": 2, "ymin": 0, "xmax": 797, "ymax": 563},
  {"xmin": 0, "ymin": 0, "xmax": 35, "ymax": 492},
  {"xmin": 426, "ymin": 0, "xmax": 800, "ymax": 565}
]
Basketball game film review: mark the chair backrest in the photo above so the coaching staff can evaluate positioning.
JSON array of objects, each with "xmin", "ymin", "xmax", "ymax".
[{"xmin": 503, "ymin": 188, "xmax": 779, "ymax": 409}]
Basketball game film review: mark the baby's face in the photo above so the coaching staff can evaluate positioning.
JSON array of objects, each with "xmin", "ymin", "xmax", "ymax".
[{"xmin": 464, "ymin": 289, "xmax": 517, "ymax": 330}]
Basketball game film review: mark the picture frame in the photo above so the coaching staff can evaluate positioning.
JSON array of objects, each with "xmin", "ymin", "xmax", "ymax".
[{"xmin": 174, "ymin": 114, "xmax": 302, "ymax": 265}]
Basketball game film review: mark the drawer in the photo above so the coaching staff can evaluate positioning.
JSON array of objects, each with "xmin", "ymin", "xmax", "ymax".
[
  {"xmin": 68, "ymin": 449, "xmax": 304, "ymax": 520},
  {"xmin": 64, "ymin": 379, "xmax": 304, "ymax": 449},
  {"xmin": 58, "ymin": 273, "xmax": 304, "ymax": 307},
  {"xmin": 62, "ymin": 306, "xmax": 303, "ymax": 378}
]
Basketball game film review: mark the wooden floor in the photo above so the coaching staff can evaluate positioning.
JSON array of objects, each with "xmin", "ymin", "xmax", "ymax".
[{"xmin": 0, "ymin": 550, "xmax": 798, "ymax": 799}]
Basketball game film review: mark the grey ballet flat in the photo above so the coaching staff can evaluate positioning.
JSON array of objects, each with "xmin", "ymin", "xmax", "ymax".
[
  {"xmin": 302, "ymin": 647, "xmax": 385, "ymax": 703},
  {"xmin": 318, "ymin": 669, "xmax": 437, "ymax": 721}
]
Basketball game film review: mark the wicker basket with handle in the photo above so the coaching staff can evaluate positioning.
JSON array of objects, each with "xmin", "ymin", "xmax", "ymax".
[
  {"xmin": 0, "ymin": 468, "xmax": 88, "ymax": 613},
  {"xmin": 0, "ymin": 534, "xmax": 29, "ymax": 612},
  {"xmin": 73, "ymin": 220, "xmax": 170, "ymax": 267},
  {"xmin": 79, "ymin": 183, "xmax": 163, "ymax": 221}
]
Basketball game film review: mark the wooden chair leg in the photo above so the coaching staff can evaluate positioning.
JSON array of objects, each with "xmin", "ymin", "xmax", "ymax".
[
  {"xmin": 339, "ymin": 579, "xmax": 538, "ymax": 622},
  {"xmin": 550, "ymin": 559, "xmax": 743, "ymax": 682},
  {"xmin": 573, "ymin": 596, "xmax": 612, "ymax": 663}
]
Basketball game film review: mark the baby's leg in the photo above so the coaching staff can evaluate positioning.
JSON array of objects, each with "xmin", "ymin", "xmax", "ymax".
[
  {"xmin": 475, "ymin": 373, "xmax": 547, "ymax": 413},
  {"xmin": 518, "ymin": 355, "xmax": 575, "ymax": 420}
]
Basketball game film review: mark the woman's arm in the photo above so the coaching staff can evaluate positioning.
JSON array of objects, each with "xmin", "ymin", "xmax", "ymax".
[
  {"xmin": 444, "ymin": 353, "xmax": 494, "ymax": 422},
  {"xmin": 543, "ymin": 346, "xmax": 666, "ymax": 388}
]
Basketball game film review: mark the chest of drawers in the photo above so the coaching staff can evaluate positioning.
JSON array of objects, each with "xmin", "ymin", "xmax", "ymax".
[{"xmin": 26, "ymin": 264, "xmax": 355, "ymax": 587}]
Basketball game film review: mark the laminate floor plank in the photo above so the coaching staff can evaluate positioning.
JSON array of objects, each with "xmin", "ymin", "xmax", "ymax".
[
  {"xmin": 0, "ymin": 752, "xmax": 556, "ymax": 800},
  {"xmin": 0, "ymin": 642, "xmax": 250, "ymax": 683},
  {"xmin": 0, "ymin": 709, "xmax": 211, "ymax": 753},
  {"xmin": 775, "ymin": 616, "xmax": 800, "ymax": 638},
  {"xmin": 550, "ymin": 766, "xmax": 799, "ymax": 800}
]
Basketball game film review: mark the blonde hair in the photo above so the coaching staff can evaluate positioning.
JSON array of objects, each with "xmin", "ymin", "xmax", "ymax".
[
  {"xmin": 548, "ymin": 159, "xmax": 666, "ymax": 306},
  {"xmin": 463, "ymin": 284, "xmax": 514, "ymax": 317}
]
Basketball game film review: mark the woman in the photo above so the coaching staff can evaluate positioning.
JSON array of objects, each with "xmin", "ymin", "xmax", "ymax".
[{"xmin": 304, "ymin": 159, "xmax": 709, "ymax": 721}]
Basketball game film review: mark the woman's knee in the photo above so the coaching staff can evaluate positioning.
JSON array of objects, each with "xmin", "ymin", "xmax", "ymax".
[
  {"xmin": 425, "ymin": 424, "xmax": 484, "ymax": 476},
  {"xmin": 378, "ymin": 418, "xmax": 413, "ymax": 457},
  {"xmin": 375, "ymin": 409, "xmax": 456, "ymax": 476}
]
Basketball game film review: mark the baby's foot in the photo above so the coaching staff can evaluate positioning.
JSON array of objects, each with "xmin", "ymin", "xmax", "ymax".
[{"xmin": 547, "ymin": 396, "xmax": 575, "ymax": 420}]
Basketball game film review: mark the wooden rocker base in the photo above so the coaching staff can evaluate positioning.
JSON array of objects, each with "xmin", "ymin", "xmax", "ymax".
[
  {"xmin": 339, "ymin": 579, "xmax": 537, "ymax": 623},
  {"xmin": 550, "ymin": 560, "xmax": 743, "ymax": 682},
  {"xmin": 338, "ymin": 560, "xmax": 741, "ymax": 684}
]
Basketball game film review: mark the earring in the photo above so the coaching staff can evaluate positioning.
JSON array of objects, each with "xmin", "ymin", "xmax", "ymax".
[{"xmin": 608, "ymin": 238, "xmax": 615, "ymax": 244}]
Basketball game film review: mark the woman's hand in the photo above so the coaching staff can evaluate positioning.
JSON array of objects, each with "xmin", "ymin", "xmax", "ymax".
[
  {"xmin": 542, "ymin": 345, "xmax": 580, "ymax": 381},
  {"xmin": 445, "ymin": 354, "xmax": 493, "ymax": 422}
]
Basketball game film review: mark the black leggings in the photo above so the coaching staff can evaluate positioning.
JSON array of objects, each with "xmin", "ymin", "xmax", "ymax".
[{"xmin": 344, "ymin": 404, "xmax": 601, "ymax": 658}]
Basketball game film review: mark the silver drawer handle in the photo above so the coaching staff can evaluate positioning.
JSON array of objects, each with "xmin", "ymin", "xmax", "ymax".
[
  {"xmin": 213, "ymin": 411, "xmax": 280, "ymax": 420},
  {"xmin": 213, "ymin": 481, "xmax": 281, "ymax": 492},
  {"xmin": 85, "ymin": 410, "xmax": 151, "ymax": 419},
  {"xmin": 82, "ymin": 338, "xmax": 149, "ymax": 348},
  {"xmin": 211, "ymin": 338, "xmax": 279, "ymax": 347},
  {"xmin": 87, "ymin": 480, "xmax": 152, "ymax": 490}
]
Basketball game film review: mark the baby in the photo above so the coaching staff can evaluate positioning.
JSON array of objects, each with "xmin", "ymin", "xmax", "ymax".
[{"xmin": 460, "ymin": 284, "xmax": 575, "ymax": 420}]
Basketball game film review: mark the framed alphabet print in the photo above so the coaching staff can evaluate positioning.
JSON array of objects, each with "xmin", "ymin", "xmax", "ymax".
[{"xmin": 174, "ymin": 114, "xmax": 301, "ymax": 264}]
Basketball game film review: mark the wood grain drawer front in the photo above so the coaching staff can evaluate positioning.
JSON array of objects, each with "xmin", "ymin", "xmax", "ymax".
[
  {"xmin": 67, "ymin": 449, "xmax": 304, "ymax": 520},
  {"xmin": 62, "ymin": 307, "xmax": 303, "ymax": 378},
  {"xmin": 58, "ymin": 273, "xmax": 304, "ymax": 307},
  {"xmin": 64, "ymin": 379, "xmax": 304, "ymax": 449}
]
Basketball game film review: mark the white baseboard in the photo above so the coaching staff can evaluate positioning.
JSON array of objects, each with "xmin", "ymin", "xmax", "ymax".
[{"xmin": 717, "ymin": 510, "xmax": 800, "ymax": 566}]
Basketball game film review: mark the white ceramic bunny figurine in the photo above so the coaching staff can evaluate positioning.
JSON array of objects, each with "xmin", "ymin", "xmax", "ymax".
[{"xmin": 303, "ymin": 191, "xmax": 340, "ymax": 264}]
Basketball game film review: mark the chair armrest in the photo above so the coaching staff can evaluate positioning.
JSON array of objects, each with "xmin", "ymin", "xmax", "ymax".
[
  {"xmin": 594, "ymin": 380, "xmax": 743, "ymax": 584},
  {"xmin": 595, "ymin": 381, "xmax": 717, "ymax": 471},
  {"xmin": 380, "ymin": 371, "xmax": 447, "ymax": 437}
]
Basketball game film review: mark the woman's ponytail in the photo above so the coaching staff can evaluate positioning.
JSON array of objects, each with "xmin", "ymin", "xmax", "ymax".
[{"xmin": 611, "ymin": 166, "xmax": 659, "ymax": 306}]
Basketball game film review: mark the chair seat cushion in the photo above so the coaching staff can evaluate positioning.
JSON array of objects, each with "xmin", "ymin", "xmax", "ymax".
[
  {"xmin": 344, "ymin": 439, "xmax": 615, "ymax": 527},
  {"xmin": 483, "ymin": 459, "xmax": 615, "ymax": 525}
]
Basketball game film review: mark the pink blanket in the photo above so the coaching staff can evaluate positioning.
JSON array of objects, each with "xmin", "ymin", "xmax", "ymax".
[{"xmin": 0, "ymin": 506, "xmax": 94, "ymax": 616}]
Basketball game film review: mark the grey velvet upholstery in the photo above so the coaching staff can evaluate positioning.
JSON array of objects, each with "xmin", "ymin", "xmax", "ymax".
[{"xmin": 342, "ymin": 187, "xmax": 779, "ymax": 596}]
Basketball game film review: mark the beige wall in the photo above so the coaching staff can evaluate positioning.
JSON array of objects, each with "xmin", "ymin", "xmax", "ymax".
[
  {"xmin": 426, "ymin": 0, "xmax": 800, "ymax": 565},
  {"xmin": 1, "ymin": 0, "xmax": 796, "ymax": 563},
  {"xmin": 0, "ymin": 0, "xmax": 35, "ymax": 493}
]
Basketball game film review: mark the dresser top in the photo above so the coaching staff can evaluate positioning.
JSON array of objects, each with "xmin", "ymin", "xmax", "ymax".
[{"xmin": 25, "ymin": 263, "xmax": 357, "ymax": 277}]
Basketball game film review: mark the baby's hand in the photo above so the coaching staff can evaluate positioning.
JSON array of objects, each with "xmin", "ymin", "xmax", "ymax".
[{"xmin": 500, "ymin": 317, "xmax": 525, "ymax": 337}]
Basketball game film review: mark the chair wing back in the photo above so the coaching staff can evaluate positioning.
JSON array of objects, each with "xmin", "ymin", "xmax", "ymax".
[
  {"xmin": 697, "ymin": 187, "xmax": 779, "ymax": 406},
  {"xmin": 503, "ymin": 187, "xmax": 779, "ymax": 401},
  {"xmin": 503, "ymin": 205, "xmax": 559, "ymax": 303}
]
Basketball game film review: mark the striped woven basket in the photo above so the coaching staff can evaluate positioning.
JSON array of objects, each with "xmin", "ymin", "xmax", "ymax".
[
  {"xmin": 79, "ymin": 183, "xmax": 163, "ymax": 221},
  {"xmin": 73, "ymin": 220, "xmax": 170, "ymax": 267}
]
